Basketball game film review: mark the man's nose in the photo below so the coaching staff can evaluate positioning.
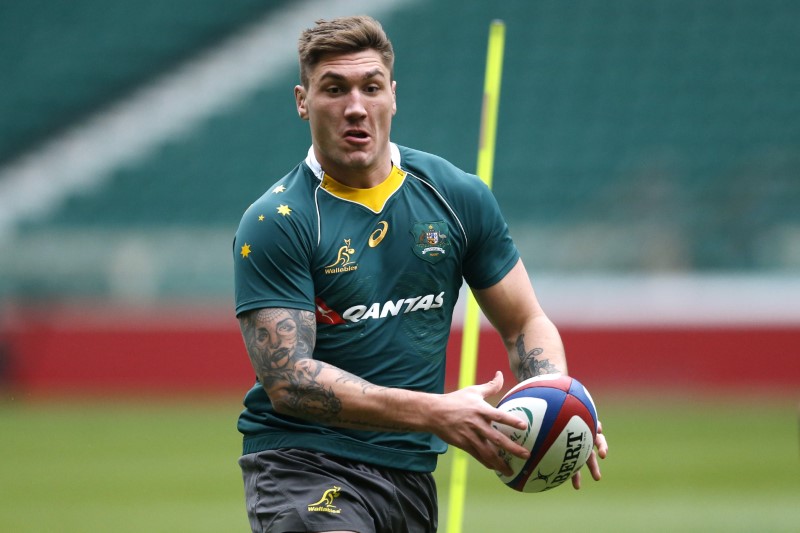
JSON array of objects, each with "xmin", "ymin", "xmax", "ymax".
[{"xmin": 344, "ymin": 90, "xmax": 367, "ymax": 118}]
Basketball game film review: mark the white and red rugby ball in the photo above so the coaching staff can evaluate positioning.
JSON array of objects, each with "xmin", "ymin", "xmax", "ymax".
[{"xmin": 493, "ymin": 374, "xmax": 598, "ymax": 493}]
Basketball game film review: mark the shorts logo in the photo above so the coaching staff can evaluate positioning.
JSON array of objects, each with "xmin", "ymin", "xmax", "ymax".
[
  {"xmin": 325, "ymin": 238, "xmax": 358, "ymax": 274},
  {"xmin": 308, "ymin": 485, "xmax": 342, "ymax": 514},
  {"xmin": 411, "ymin": 221, "xmax": 450, "ymax": 264}
]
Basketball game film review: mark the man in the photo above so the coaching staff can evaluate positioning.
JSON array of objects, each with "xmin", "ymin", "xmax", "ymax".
[{"xmin": 233, "ymin": 15, "xmax": 607, "ymax": 533}]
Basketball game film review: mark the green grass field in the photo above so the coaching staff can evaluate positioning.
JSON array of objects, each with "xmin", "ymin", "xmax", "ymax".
[{"xmin": 1, "ymin": 393, "xmax": 798, "ymax": 532}]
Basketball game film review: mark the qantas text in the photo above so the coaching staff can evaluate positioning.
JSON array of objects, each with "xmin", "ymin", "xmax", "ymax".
[{"xmin": 341, "ymin": 292, "xmax": 445, "ymax": 323}]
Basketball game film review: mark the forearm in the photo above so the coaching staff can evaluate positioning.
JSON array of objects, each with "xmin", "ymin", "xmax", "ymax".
[
  {"xmin": 266, "ymin": 357, "xmax": 438, "ymax": 432},
  {"xmin": 506, "ymin": 313, "xmax": 567, "ymax": 381},
  {"xmin": 472, "ymin": 260, "xmax": 568, "ymax": 382}
]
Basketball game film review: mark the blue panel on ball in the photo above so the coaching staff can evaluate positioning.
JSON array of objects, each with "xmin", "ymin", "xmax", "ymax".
[
  {"xmin": 518, "ymin": 387, "xmax": 567, "ymax": 454},
  {"xmin": 502, "ymin": 386, "xmax": 568, "ymax": 491}
]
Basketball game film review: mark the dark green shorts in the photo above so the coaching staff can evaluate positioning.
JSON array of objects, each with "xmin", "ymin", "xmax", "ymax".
[{"xmin": 239, "ymin": 448, "xmax": 438, "ymax": 533}]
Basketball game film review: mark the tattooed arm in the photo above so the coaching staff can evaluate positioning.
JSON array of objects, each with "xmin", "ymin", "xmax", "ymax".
[
  {"xmin": 472, "ymin": 258, "xmax": 567, "ymax": 380},
  {"xmin": 238, "ymin": 307, "xmax": 384, "ymax": 426},
  {"xmin": 474, "ymin": 258, "xmax": 609, "ymax": 488},
  {"xmin": 238, "ymin": 306, "xmax": 531, "ymax": 474}
]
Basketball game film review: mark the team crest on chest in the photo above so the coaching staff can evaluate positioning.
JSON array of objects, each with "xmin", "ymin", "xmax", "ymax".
[{"xmin": 411, "ymin": 221, "xmax": 451, "ymax": 263}]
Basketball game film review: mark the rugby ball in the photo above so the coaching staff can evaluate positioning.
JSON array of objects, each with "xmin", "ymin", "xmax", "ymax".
[{"xmin": 493, "ymin": 374, "xmax": 598, "ymax": 493}]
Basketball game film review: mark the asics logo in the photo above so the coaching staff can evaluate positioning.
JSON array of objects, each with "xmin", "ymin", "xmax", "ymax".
[{"xmin": 368, "ymin": 221, "xmax": 388, "ymax": 248}]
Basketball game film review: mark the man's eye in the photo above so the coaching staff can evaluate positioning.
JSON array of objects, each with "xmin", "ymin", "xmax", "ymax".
[{"xmin": 326, "ymin": 86, "xmax": 342, "ymax": 94}]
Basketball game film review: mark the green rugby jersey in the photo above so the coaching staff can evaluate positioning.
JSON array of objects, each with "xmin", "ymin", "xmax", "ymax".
[{"xmin": 233, "ymin": 143, "xmax": 519, "ymax": 472}]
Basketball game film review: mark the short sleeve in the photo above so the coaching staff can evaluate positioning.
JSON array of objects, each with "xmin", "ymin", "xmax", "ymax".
[
  {"xmin": 461, "ymin": 180, "xmax": 520, "ymax": 290},
  {"xmin": 233, "ymin": 200, "xmax": 316, "ymax": 316}
]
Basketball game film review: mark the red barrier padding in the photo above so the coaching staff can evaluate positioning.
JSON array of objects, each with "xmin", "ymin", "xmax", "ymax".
[{"xmin": 2, "ymin": 306, "xmax": 798, "ymax": 395}]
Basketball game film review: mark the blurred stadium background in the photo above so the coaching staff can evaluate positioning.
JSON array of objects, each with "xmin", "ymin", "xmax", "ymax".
[{"xmin": 1, "ymin": 1, "xmax": 798, "ymax": 531}]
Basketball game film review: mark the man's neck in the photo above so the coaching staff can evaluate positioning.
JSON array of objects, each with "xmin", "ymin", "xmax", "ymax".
[
  {"xmin": 305, "ymin": 143, "xmax": 401, "ymax": 188},
  {"xmin": 324, "ymin": 164, "xmax": 392, "ymax": 189}
]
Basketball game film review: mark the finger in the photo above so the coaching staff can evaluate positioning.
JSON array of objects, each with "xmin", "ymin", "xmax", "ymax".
[
  {"xmin": 595, "ymin": 421, "xmax": 609, "ymax": 458},
  {"xmin": 586, "ymin": 449, "xmax": 602, "ymax": 481},
  {"xmin": 490, "ymin": 449, "xmax": 515, "ymax": 477},
  {"xmin": 473, "ymin": 419, "xmax": 530, "ymax": 475},
  {"xmin": 491, "ymin": 407, "xmax": 529, "ymax": 431},
  {"xmin": 571, "ymin": 470, "xmax": 582, "ymax": 490},
  {"xmin": 487, "ymin": 374, "xmax": 530, "ymax": 432},
  {"xmin": 595, "ymin": 433, "xmax": 608, "ymax": 459},
  {"xmin": 489, "ymin": 425, "xmax": 530, "ymax": 460},
  {"xmin": 478, "ymin": 370, "xmax": 504, "ymax": 397},
  {"xmin": 467, "ymin": 437, "xmax": 516, "ymax": 476}
]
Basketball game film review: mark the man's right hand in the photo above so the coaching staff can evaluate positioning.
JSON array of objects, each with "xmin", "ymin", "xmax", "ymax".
[{"xmin": 428, "ymin": 371, "xmax": 530, "ymax": 476}]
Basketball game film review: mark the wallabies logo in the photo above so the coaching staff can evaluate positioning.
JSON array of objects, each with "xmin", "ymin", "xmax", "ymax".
[
  {"xmin": 308, "ymin": 485, "xmax": 342, "ymax": 514},
  {"xmin": 324, "ymin": 238, "xmax": 358, "ymax": 275},
  {"xmin": 411, "ymin": 221, "xmax": 450, "ymax": 264}
]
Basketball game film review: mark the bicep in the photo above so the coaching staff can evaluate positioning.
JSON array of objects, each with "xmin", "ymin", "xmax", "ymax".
[
  {"xmin": 238, "ymin": 307, "xmax": 317, "ymax": 389},
  {"xmin": 238, "ymin": 307, "xmax": 349, "ymax": 420},
  {"xmin": 472, "ymin": 259, "xmax": 542, "ymax": 340}
]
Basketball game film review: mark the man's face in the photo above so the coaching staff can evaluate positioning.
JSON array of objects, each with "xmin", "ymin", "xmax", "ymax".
[{"xmin": 295, "ymin": 49, "xmax": 396, "ymax": 186}]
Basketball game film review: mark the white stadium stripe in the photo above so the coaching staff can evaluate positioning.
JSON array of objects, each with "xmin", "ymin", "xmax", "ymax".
[
  {"xmin": 0, "ymin": 0, "xmax": 420, "ymax": 241},
  {"xmin": 453, "ymin": 273, "xmax": 800, "ymax": 327}
]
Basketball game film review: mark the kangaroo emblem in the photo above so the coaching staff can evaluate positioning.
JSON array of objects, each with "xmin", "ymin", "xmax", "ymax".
[
  {"xmin": 325, "ymin": 239, "xmax": 356, "ymax": 268},
  {"xmin": 308, "ymin": 486, "xmax": 342, "ymax": 513}
]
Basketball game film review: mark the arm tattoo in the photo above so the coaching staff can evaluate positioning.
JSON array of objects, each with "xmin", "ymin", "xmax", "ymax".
[
  {"xmin": 239, "ymin": 308, "xmax": 341, "ymax": 420},
  {"xmin": 515, "ymin": 334, "xmax": 558, "ymax": 380},
  {"xmin": 335, "ymin": 373, "xmax": 387, "ymax": 395}
]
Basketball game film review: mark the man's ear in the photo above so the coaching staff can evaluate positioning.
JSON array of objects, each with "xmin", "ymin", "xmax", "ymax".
[{"xmin": 295, "ymin": 85, "xmax": 309, "ymax": 120}]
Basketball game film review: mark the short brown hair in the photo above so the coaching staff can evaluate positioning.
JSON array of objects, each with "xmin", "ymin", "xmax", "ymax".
[{"xmin": 297, "ymin": 15, "xmax": 394, "ymax": 87}]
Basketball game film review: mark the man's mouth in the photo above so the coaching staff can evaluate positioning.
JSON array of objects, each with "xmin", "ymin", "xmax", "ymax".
[{"xmin": 344, "ymin": 129, "xmax": 369, "ymax": 140}]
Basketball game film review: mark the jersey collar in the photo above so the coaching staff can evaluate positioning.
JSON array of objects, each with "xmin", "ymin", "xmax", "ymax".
[{"xmin": 320, "ymin": 165, "xmax": 406, "ymax": 213}]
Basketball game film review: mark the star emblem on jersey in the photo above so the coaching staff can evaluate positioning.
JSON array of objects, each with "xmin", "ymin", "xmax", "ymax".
[
  {"xmin": 272, "ymin": 185, "xmax": 286, "ymax": 194},
  {"xmin": 411, "ymin": 221, "xmax": 450, "ymax": 263},
  {"xmin": 240, "ymin": 243, "xmax": 251, "ymax": 258},
  {"xmin": 277, "ymin": 204, "xmax": 292, "ymax": 216}
]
